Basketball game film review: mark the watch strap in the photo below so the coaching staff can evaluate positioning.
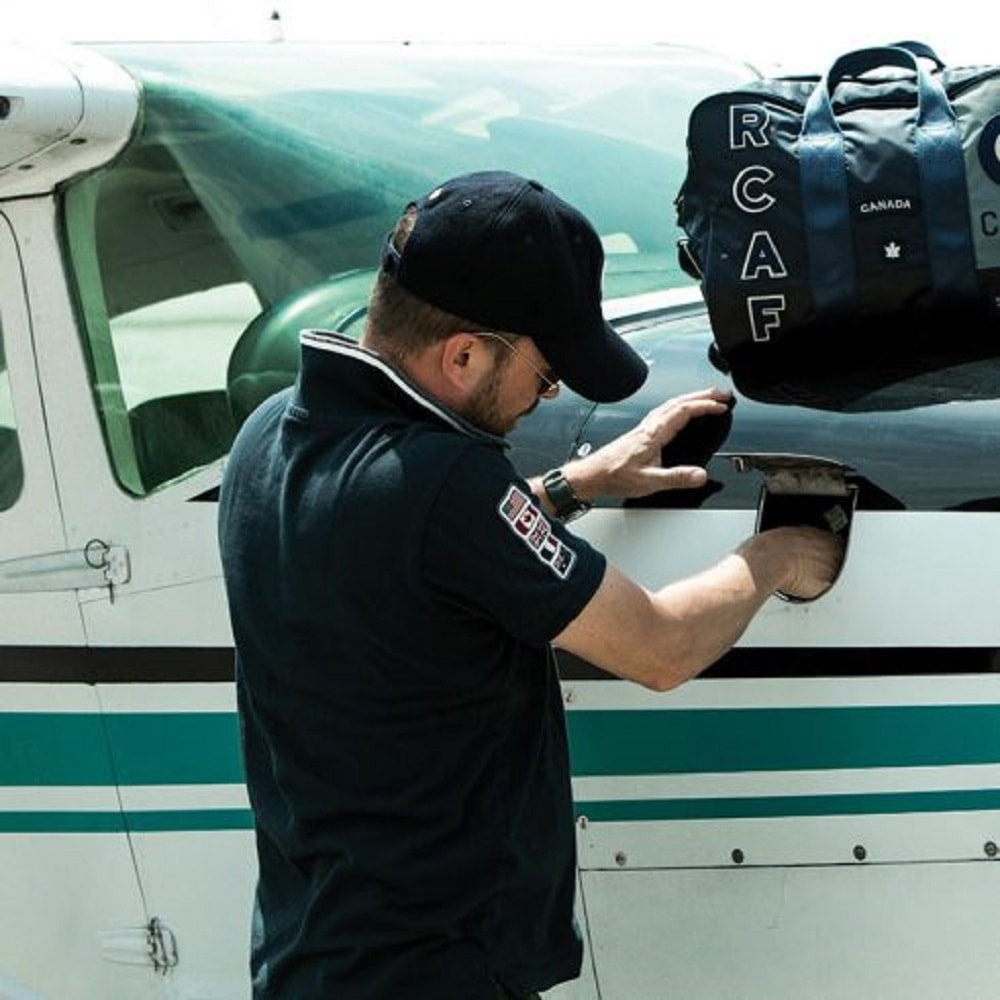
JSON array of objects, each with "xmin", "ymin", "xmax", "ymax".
[{"xmin": 541, "ymin": 468, "xmax": 591, "ymax": 521}]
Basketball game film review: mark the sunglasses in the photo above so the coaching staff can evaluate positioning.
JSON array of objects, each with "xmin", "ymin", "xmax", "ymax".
[{"xmin": 475, "ymin": 332, "xmax": 560, "ymax": 398}]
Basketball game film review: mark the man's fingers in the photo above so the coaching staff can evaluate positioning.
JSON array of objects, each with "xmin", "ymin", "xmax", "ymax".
[
  {"xmin": 643, "ymin": 465, "xmax": 709, "ymax": 490},
  {"xmin": 644, "ymin": 395, "xmax": 731, "ymax": 444}
]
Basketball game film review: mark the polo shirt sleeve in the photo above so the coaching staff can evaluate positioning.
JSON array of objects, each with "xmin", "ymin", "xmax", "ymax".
[{"xmin": 421, "ymin": 441, "xmax": 606, "ymax": 646}]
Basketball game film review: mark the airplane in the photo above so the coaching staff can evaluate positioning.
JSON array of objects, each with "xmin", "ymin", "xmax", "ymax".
[{"xmin": 1, "ymin": 34, "xmax": 1000, "ymax": 1000}]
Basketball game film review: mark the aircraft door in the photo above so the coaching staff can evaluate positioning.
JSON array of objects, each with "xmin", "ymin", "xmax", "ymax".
[
  {"xmin": 29, "ymin": 139, "xmax": 260, "ymax": 995},
  {"xmin": 0, "ymin": 208, "xmax": 161, "ymax": 1000}
]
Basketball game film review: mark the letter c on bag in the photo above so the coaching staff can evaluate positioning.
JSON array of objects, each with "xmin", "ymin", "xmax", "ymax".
[
  {"xmin": 979, "ymin": 116, "xmax": 1000, "ymax": 185},
  {"xmin": 733, "ymin": 166, "xmax": 776, "ymax": 214}
]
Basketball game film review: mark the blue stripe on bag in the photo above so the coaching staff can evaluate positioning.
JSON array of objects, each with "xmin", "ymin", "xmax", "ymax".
[{"xmin": 799, "ymin": 46, "xmax": 977, "ymax": 313}]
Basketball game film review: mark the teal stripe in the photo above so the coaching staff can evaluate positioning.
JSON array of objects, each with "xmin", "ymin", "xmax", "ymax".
[
  {"xmin": 0, "ymin": 712, "xmax": 243, "ymax": 785},
  {"xmin": 5, "ymin": 704, "xmax": 1000, "ymax": 788},
  {"xmin": 578, "ymin": 788, "xmax": 1000, "ymax": 822},
  {"xmin": 0, "ymin": 812, "xmax": 125, "ymax": 833},
  {"xmin": 103, "ymin": 713, "xmax": 244, "ymax": 785},
  {"xmin": 567, "ymin": 705, "xmax": 1000, "ymax": 776},
  {"xmin": 0, "ymin": 809, "xmax": 253, "ymax": 834},
  {"xmin": 0, "ymin": 714, "xmax": 116, "ymax": 786},
  {"xmin": 6, "ymin": 788, "xmax": 1000, "ymax": 833},
  {"xmin": 124, "ymin": 808, "xmax": 253, "ymax": 832}
]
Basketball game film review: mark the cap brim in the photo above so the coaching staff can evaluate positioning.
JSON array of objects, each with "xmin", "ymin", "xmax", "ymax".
[{"xmin": 546, "ymin": 321, "xmax": 648, "ymax": 404}]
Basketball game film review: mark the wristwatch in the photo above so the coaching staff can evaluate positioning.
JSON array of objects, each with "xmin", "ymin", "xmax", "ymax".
[{"xmin": 541, "ymin": 468, "xmax": 591, "ymax": 522}]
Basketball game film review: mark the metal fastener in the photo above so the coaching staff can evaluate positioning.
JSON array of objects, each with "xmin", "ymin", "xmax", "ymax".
[
  {"xmin": 853, "ymin": 844, "xmax": 867, "ymax": 862},
  {"xmin": 614, "ymin": 851, "xmax": 628, "ymax": 867},
  {"xmin": 985, "ymin": 841, "xmax": 998, "ymax": 859},
  {"xmin": 731, "ymin": 848, "xmax": 745, "ymax": 865}
]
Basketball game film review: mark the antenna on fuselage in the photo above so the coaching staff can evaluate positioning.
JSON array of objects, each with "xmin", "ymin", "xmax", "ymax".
[{"xmin": 268, "ymin": 9, "xmax": 284, "ymax": 43}]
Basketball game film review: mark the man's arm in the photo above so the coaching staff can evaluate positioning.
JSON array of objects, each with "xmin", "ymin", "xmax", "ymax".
[{"xmin": 553, "ymin": 527, "xmax": 843, "ymax": 691}]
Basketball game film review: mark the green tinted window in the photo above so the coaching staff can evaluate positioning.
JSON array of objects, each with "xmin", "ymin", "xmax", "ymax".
[
  {"xmin": 0, "ymin": 324, "xmax": 22, "ymax": 510},
  {"xmin": 64, "ymin": 43, "xmax": 752, "ymax": 493}
]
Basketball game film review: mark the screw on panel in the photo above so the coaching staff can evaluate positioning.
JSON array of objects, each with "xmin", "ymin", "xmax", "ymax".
[
  {"xmin": 985, "ymin": 841, "xmax": 998, "ymax": 859},
  {"xmin": 576, "ymin": 443, "xmax": 593, "ymax": 458},
  {"xmin": 731, "ymin": 848, "xmax": 745, "ymax": 865},
  {"xmin": 853, "ymin": 844, "xmax": 867, "ymax": 862},
  {"xmin": 614, "ymin": 851, "xmax": 628, "ymax": 867},
  {"xmin": 577, "ymin": 815, "xmax": 588, "ymax": 831},
  {"xmin": 563, "ymin": 687, "xmax": 575, "ymax": 704}
]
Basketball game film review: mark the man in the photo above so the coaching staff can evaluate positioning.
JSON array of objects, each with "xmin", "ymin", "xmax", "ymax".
[{"xmin": 219, "ymin": 170, "xmax": 841, "ymax": 999}]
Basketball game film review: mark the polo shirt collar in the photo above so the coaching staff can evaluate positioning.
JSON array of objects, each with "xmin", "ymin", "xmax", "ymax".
[{"xmin": 298, "ymin": 329, "xmax": 508, "ymax": 448}]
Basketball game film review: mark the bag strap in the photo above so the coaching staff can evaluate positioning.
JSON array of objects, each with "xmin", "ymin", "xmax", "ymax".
[
  {"xmin": 889, "ymin": 40, "xmax": 946, "ymax": 70},
  {"xmin": 798, "ymin": 45, "xmax": 976, "ymax": 314}
]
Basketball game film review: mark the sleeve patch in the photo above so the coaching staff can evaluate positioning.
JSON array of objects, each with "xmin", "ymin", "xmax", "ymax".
[{"xmin": 498, "ymin": 485, "xmax": 577, "ymax": 580}]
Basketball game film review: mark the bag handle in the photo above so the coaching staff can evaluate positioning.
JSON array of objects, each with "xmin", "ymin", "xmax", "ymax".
[
  {"xmin": 798, "ymin": 45, "xmax": 976, "ymax": 314},
  {"xmin": 803, "ymin": 46, "xmax": 953, "ymax": 134},
  {"xmin": 889, "ymin": 39, "xmax": 946, "ymax": 70}
]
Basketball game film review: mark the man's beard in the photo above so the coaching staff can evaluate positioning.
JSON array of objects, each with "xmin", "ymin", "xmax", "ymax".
[{"xmin": 460, "ymin": 377, "xmax": 538, "ymax": 436}]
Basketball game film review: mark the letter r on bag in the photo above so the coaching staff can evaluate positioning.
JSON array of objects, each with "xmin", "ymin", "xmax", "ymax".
[{"xmin": 730, "ymin": 104, "xmax": 770, "ymax": 149}]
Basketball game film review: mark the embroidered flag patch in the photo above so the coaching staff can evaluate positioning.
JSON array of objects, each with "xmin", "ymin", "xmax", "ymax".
[{"xmin": 498, "ymin": 485, "xmax": 577, "ymax": 580}]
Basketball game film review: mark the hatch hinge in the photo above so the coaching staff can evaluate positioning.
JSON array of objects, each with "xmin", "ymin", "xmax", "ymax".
[
  {"xmin": 723, "ymin": 452, "xmax": 853, "ymax": 497},
  {"xmin": 99, "ymin": 917, "xmax": 179, "ymax": 973},
  {"xmin": 0, "ymin": 539, "xmax": 130, "ymax": 596}
]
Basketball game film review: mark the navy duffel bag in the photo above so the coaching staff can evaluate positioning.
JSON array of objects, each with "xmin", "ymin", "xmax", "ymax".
[{"xmin": 675, "ymin": 42, "xmax": 1000, "ymax": 367}]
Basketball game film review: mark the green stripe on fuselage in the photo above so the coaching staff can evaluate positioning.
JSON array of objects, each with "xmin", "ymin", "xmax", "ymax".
[
  {"xmin": 3, "ymin": 705, "xmax": 1000, "ymax": 788},
  {"xmin": 0, "ymin": 712, "xmax": 243, "ymax": 785},
  {"xmin": 577, "ymin": 788, "xmax": 1000, "ymax": 823},
  {"xmin": 0, "ymin": 809, "xmax": 254, "ymax": 833},
  {"xmin": 566, "ymin": 705, "xmax": 1000, "ymax": 775}
]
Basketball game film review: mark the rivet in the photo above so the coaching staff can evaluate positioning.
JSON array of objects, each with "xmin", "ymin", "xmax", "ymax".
[
  {"xmin": 731, "ymin": 848, "xmax": 745, "ymax": 865},
  {"xmin": 853, "ymin": 844, "xmax": 867, "ymax": 862},
  {"xmin": 576, "ymin": 442, "xmax": 593, "ymax": 458},
  {"xmin": 614, "ymin": 851, "xmax": 628, "ymax": 867},
  {"xmin": 577, "ymin": 815, "xmax": 588, "ymax": 830},
  {"xmin": 563, "ymin": 687, "xmax": 575, "ymax": 704},
  {"xmin": 984, "ymin": 841, "xmax": 998, "ymax": 859}
]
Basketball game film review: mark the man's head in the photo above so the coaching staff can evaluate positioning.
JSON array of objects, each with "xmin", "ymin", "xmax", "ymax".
[{"xmin": 364, "ymin": 171, "xmax": 648, "ymax": 418}]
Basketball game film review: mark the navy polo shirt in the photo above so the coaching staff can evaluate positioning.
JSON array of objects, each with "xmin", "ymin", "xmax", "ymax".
[{"xmin": 218, "ymin": 331, "xmax": 606, "ymax": 999}]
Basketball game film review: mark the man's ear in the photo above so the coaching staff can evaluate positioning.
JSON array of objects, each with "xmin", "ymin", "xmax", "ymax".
[{"xmin": 439, "ymin": 332, "xmax": 489, "ymax": 394}]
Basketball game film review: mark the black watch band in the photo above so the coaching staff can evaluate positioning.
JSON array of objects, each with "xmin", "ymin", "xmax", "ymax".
[{"xmin": 541, "ymin": 468, "xmax": 591, "ymax": 522}]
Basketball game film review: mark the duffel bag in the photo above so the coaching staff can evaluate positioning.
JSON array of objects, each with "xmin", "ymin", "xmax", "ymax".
[{"xmin": 675, "ymin": 42, "xmax": 1000, "ymax": 367}]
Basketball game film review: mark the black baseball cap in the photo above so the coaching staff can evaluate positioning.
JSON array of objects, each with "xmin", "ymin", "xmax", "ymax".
[{"xmin": 380, "ymin": 170, "xmax": 648, "ymax": 403}]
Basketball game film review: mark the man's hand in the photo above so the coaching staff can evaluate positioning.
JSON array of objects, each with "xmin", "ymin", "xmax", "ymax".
[
  {"xmin": 561, "ymin": 387, "xmax": 733, "ymax": 502},
  {"xmin": 742, "ymin": 526, "xmax": 846, "ymax": 601}
]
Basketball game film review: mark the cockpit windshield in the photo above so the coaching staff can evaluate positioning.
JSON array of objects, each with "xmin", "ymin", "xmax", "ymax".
[{"xmin": 62, "ymin": 43, "xmax": 753, "ymax": 493}]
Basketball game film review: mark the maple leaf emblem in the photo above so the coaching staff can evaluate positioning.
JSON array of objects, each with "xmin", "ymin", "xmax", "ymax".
[{"xmin": 884, "ymin": 241, "xmax": 902, "ymax": 259}]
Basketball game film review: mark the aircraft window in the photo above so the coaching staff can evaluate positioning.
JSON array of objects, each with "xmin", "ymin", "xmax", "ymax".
[
  {"xmin": 65, "ymin": 45, "xmax": 757, "ymax": 492},
  {"xmin": 0, "ymin": 326, "xmax": 23, "ymax": 511},
  {"xmin": 62, "ymin": 159, "xmax": 263, "ymax": 495}
]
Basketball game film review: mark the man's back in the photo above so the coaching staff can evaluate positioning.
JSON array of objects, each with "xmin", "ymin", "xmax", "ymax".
[{"xmin": 219, "ymin": 335, "xmax": 605, "ymax": 998}]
